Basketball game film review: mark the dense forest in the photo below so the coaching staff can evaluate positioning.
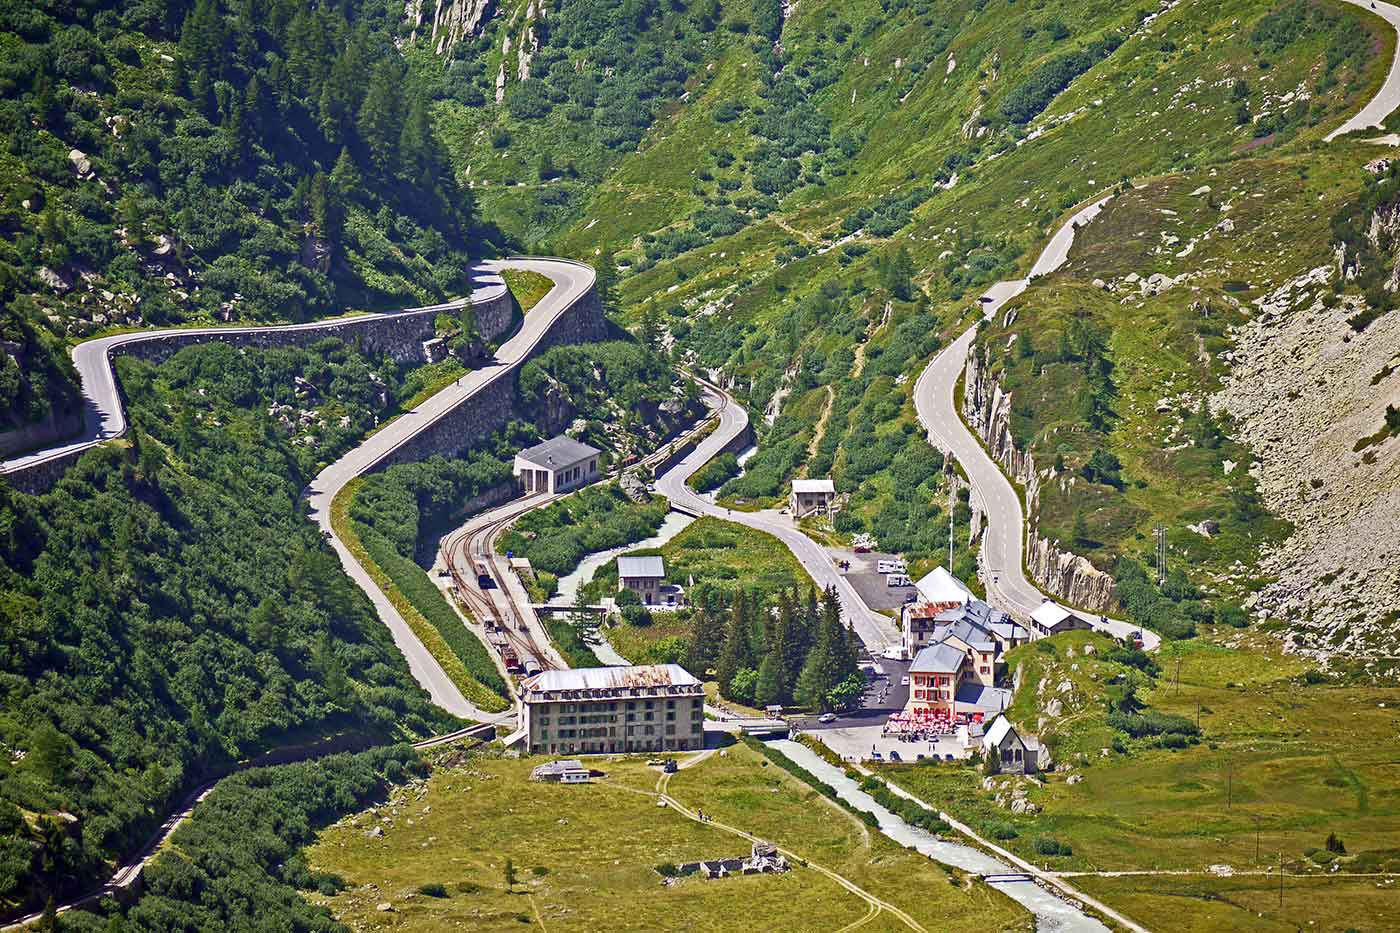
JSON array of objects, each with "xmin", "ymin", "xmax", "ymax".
[
  {"xmin": 0, "ymin": 340, "xmax": 459, "ymax": 917},
  {"xmin": 58, "ymin": 745, "xmax": 426, "ymax": 932},
  {"xmin": 694, "ymin": 586, "xmax": 864, "ymax": 711},
  {"xmin": 0, "ymin": 0, "xmax": 485, "ymax": 433}
]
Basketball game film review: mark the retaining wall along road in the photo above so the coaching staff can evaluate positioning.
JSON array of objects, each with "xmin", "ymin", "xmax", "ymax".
[
  {"xmin": 361, "ymin": 287, "xmax": 610, "ymax": 475},
  {"xmin": 2, "ymin": 289, "xmax": 517, "ymax": 495}
]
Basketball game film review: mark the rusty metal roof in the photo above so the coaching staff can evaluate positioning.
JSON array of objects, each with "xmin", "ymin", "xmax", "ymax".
[{"xmin": 523, "ymin": 663, "xmax": 702, "ymax": 695}]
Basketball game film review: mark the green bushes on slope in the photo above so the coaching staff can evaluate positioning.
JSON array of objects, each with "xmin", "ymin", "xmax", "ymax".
[
  {"xmin": 66, "ymin": 746, "xmax": 425, "ymax": 932},
  {"xmin": 0, "ymin": 348, "xmax": 455, "ymax": 916},
  {"xmin": 498, "ymin": 484, "xmax": 669, "ymax": 578}
]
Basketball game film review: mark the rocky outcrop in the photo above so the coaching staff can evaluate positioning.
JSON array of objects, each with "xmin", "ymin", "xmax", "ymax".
[
  {"xmin": 963, "ymin": 347, "xmax": 1036, "ymax": 489},
  {"xmin": 1214, "ymin": 266, "xmax": 1400, "ymax": 668},
  {"xmin": 1026, "ymin": 535, "xmax": 1117, "ymax": 612},
  {"xmin": 424, "ymin": 0, "xmax": 495, "ymax": 55},
  {"xmin": 962, "ymin": 346, "xmax": 1118, "ymax": 612}
]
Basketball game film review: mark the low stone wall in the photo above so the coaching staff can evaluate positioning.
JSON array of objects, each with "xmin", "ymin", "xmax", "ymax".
[
  {"xmin": 112, "ymin": 291, "xmax": 514, "ymax": 369},
  {"xmin": 364, "ymin": 288, "xmax": 610, "ymax": 475},
  {"xmin": 0, "ymin": 408, "xmax": 84, "ymax": 459},
  {"xmin": 5, "ymin": 446, "xmax": 87, "ymax": 494},
  {"xmin": 648, "ymin": 413, "xmax": 754, "ymax": 481},
  {"xmin": 962, "ymin": 346, "xmax": 1117, "ymax": 612},
  {"xmin": 3, "ymin": 291, "xmax": 517, "ymax": 495}
]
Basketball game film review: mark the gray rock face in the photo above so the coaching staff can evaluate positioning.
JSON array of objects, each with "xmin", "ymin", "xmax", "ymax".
[{"xmin": 963, "ymin": 347, "xmax": 1118, "ymax": 612}]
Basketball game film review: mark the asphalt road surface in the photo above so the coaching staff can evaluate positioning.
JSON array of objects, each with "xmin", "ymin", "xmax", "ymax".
[
  {"xmin": 1327, "ymin": 1, "xmax": 1400, "ymax": 141},
  {"xmin": 911, "ymin": 197, "xmax": 1165, "ymax": 650},
  {"xmin": 305, "ymin": 258, "xmax": 597, "ymax": 718},
  {"xmin": 654, "ymin": 382, "xmax": 902, "ymax": 653}
]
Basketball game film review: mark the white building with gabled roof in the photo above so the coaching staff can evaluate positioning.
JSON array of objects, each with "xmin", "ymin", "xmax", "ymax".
[
  {"xmin": 789, "ymin": 478, "xmax": 835, "ymax": 517},
  {"xmin": 981, "ymin": 715, "xmax": 1040, "ymax": 774},
  {"xmin": 514, "ymin": 435, "xmax": 601, "ymax": 494},
  {"xmin": 1029, "ymin": 600, "xmax": 1096, "ymax": 639}
]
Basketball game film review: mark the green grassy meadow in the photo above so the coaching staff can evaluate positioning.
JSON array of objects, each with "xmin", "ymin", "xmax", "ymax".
[
  {"xmin": 307, "ymin": 742, "xmax": 1027, "ymax": 931},
  {"xmin": 881, "ymin": 630, "xmax": 1400, "ymax": 930}
]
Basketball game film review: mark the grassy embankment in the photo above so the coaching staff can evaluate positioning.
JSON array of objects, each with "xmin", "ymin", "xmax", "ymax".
[
  {"xmin": 882, "ymin": 630, "xmax": 1400, "ymax": 932},
  {"xmin": 590, "ymin": 517, "xmax": 814, "ymax": 665},
  {"xmin": 330, "ymin": 479, "xmax": 510, "ymax": 713},
  {"xmin": 500, "ymin": 268, "xmax": 554, "ymax": 312},
  {"xmin": 307, "ymin": 741, "xmax": 1026, "ymax": 931}
]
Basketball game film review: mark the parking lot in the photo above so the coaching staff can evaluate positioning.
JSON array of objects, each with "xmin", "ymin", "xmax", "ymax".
[
  {"xmin": 828, "ymin": 548, "xmax": 919, "ymax": 612},
  {"xmin": 793, "ymin": 656, "xmax": 911, "ymax": 732}
]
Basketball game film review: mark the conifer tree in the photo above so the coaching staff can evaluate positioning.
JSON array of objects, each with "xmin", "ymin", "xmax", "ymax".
[
  {"xmin": 358, "ymin": 59, "xmax": 402, "ymax": 173},
  {"xmin": 755, "ymin": 648, "xmax": 785, "ymax": 708},
  {"xmin": 715, "ymin": 593, "xmax": 750, "ymax": 698},
  {"xmin": 685, "ymin": 594, "xmax": 724, "ymax": 675}
]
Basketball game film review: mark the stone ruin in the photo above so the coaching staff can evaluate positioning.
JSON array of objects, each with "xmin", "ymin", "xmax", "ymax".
[{"xmin": 671, "ymin": 841, "xmax": 789, "ymax": 880}]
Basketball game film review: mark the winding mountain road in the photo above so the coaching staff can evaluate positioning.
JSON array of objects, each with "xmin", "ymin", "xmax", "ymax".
[
  {"xmin": 0, "ymin": 257, "xmax": 597, "ymax": 720},
  {"xmin": 654, "ymin": 379, "xmax": 902, "ymax": 652},
  {"xmin": 1328, "ymin": 0, "xmax": 1400, "ymax": 141},
  {"xmin": 0, "ymin": 267, "xmax": 508, "ymax": 480},
  {"xmin": 305, "ymin": 258, "xmax": 596, "ymax": 718},
  {"xmin": 909, "ymin": 0, "xmax": 1400, "ymax": 647},
  {"xmin": 907, "ymin": 196, "xmax": 1166, "ymax": 646}
]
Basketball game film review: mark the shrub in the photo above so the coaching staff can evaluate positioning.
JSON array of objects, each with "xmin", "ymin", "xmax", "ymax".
[
  {"xmin": 655, "ymin": 862, "xmax": 680, "ymax": 877},
  {"xmin": 419, "ymin": 882, "xmax": 448, "ymax": 897},
  {"xmin": 1033, "ymin": 836, "xmax": 1073, "ymax": 856},
  {"xmin": 1107, "ymin": 711, "xmax": 1199, "ymax": 739},
  {"xmin": 985, "ymin": 820, "xmax": 1019, "ymax": 840},
  {"xmin": 1326, "ymin": 832, "xmax": 1347, "ymax": 855}
]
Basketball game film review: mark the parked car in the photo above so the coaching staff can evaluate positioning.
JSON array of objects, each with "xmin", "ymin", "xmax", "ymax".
[
  {"xmin": 916, "ymin": 754, "xmax": 927, "ymax": 762},
  {"xmin": 944, "ymin": 753, "xmax": 955, "ymax": 762},
  {"xmin": 819, "ymin": 712, "xmax": 836, "ymax": 723},
  {"xmin": 663, "ymin": 759, "xmax": 678, "ymax": 774},
  {"xmin": 900, "ymin": 676, "xmax": 910, "ymax": 687},
  {"xmin": 870, "ymin": 751, "xmax": 883, "ymax": 761},
  {"xmin": 888, "ymin": 750, "xmax": 902, "ymax": 762}
]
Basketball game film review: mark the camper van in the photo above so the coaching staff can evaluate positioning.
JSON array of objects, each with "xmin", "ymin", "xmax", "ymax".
[
  {"xmin": 885, "ymin": 573, "xmax": 911, "ymax": 587},
  {"xmin": 876, "ymin": 559, "xmax": 908, "ymax": 575}
]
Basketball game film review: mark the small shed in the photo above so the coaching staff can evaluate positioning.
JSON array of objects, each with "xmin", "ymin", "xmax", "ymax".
[
  {"xmin": 981, "ymin": 716, "xmax": 1039, "ymax": 775},
  {"xmin": 790, "ymin": 478, "xmax": 835, "ymax": 518},
  {"xmin": 618, "ymin": 555, "xmax": 666, "ymax": 604},
  {"xmin": 1029, "ymin": 601, "xmax": 1095, "ymax": 639}
]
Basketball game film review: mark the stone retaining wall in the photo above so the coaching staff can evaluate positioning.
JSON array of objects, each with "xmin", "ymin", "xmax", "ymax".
[
  {"xmin": 364, "ymin": 287, "xmax": 610, "ymax": 475},
  {"xmin": 962, "ymin": 346, "xmax": 1118, "ymax": 612},
  {"xmin": 4, "ymin": 290, "xmax": 517, "ymax": 495}
]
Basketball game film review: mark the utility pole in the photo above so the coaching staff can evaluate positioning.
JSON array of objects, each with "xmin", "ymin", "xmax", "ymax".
[
  {"xmin": 1253, "ymin": 815, "xmax": 1261, "ymax": 864},
  {"xmin": 1154, "ymin": 523, "xmax": 1167, "ymax": 586},
  {"xmin": 1227, "ymin": 759, "xmax": 1233, "ymax": 810},
  {"xmin": 1278, "ymin": 850, "xmax": 1284, "ymax": 908},
  {"xmin": 948, "ymin": 458, "xmax": 956, "ymax": 574},
  {"xmin": 1175, "ymin": 655, "xmax": 1182, "ymax": 695}
]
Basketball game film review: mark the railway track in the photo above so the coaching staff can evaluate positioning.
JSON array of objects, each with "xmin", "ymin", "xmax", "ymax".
[
  {"xmin": 435, "ymin": 374, "xmax": 733, "ymax": 682},
  {"xmin": 440, "ymin": 491, "xmax": 564, "ymax": 680}
]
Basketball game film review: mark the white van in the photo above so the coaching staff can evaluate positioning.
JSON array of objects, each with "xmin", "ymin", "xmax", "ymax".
[{"xmin": 886, "ymin": 573, "xmax": 911, "ymax": 587}]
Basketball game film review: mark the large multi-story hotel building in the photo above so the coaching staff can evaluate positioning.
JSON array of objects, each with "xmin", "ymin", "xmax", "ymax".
[{"xmin": 518, "ymin": 664, "xmax": 705, "ymax": 756}]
